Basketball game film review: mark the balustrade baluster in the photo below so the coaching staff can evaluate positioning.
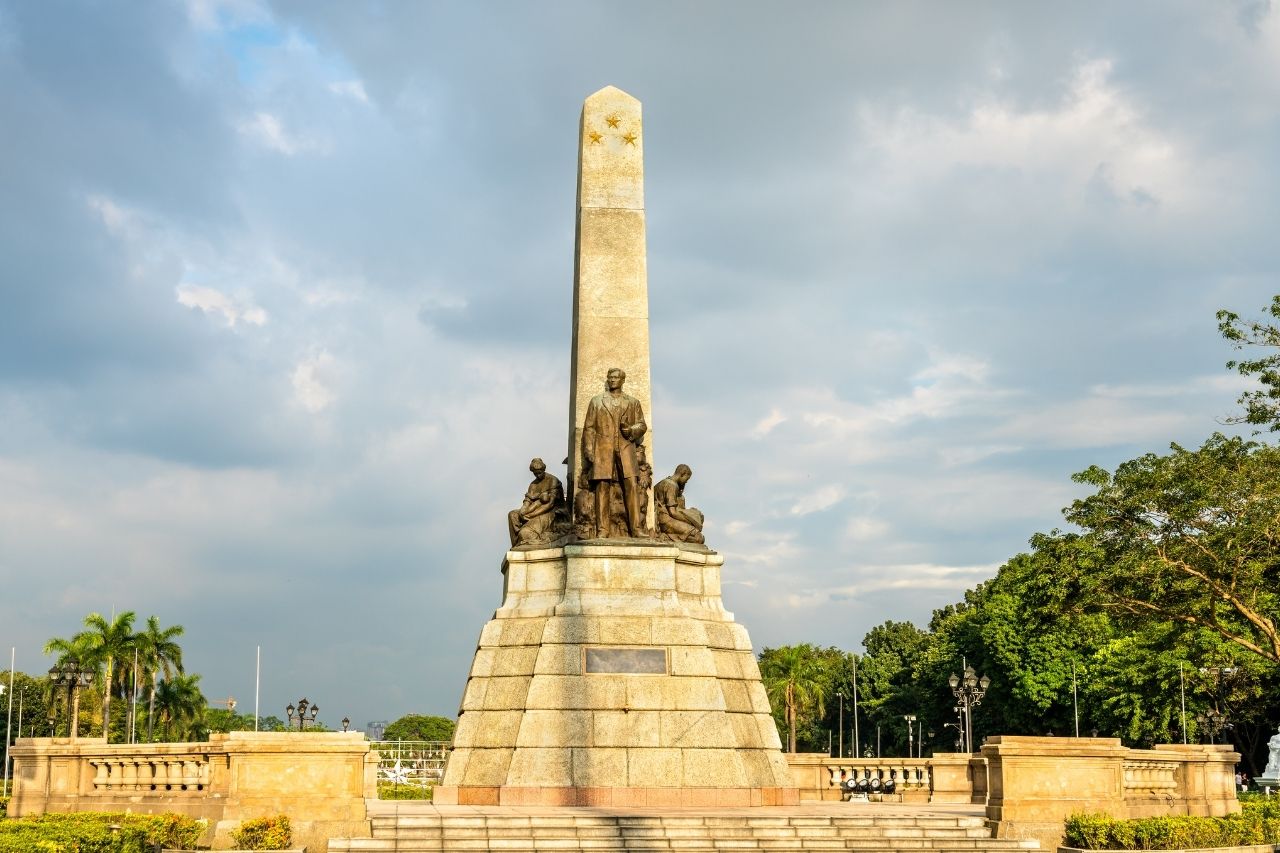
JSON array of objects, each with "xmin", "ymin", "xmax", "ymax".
[{"xmin": 90, "ymin": 759, "xmax": 108, "ymax": 790}]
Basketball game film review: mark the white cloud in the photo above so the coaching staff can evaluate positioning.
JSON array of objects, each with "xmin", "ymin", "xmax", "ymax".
[
  {"xmin": 844, "ymin": 515, "xmax": 889, "ymax": 542},
  {"xmin": 237, "ymin": 112, "xmax": 327, "ymax": 156},
  {"xmin": 784, "ymin": 563, "xmax": 999, "ymax": 608},
  {"xmin": 291, "ymin": 351, "xmax": 336, "ymax": 413},
  {"xmin": 751, "ymin": 407, "xmax": 787, "ymax": 438},
  {"xmin": 175, "ymin": 283, "xmax": 268, "ymax": 327},
  {"xmin": 788, "ymin": 484, "xmax": 846, "ymax": 516},
  {"xmin": 856, "ymin": 58, "xmax": 1197, "ymax": 211},
  {"xmin": 328, "ymin": 80, "xmax": 370, "ymax": 104},
  {"xmin": 996, "ymin": 394, "xmax": 1197, "ymax": 449},
  {"xmin": 184, "ymin": 0, "xmax": 269, "ymax": 31},
  {"xmin": 795, "ymin": 350, "xmax": 1007, "ymax": 446},
  {"xmin": 86, "ymin": 194, "xmax": 137, "ymax": 236}
]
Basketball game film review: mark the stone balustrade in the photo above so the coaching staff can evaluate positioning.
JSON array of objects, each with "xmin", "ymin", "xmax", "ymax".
[
  {"xmin": 1123, "ymin": 757, "xmax": 1180, "ymax": 792},
  {"xmin": 788, "ymin": 737, "xmax": 1239, "ymax": 852},
  {"xmin": 8, "ymin": 731, "xmax": 376, "ymax": 851},
  {"xmin": 87, "ymin": 755, "xmax": 212, "ymax": 793},
  {"xmin": 785, "ymin": 752, "xmax": 982, "ymax": 803}
]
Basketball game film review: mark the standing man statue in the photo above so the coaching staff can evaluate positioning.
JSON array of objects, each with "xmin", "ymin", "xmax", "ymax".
[
  {"xmin": 581, "ymin": 367, "xmax": 648, "ymax": 538},
  {"xmin": 655, "ymin": 464, "xmax": 705, "ymax": 544},
  {"xmin": 508, "ymin": 458, "xmax": 567, "ymax": 547}
]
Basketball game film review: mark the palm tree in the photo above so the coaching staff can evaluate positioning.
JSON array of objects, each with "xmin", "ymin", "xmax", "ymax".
[
  {"xmin": 154, "ymin": 674, "xmax": 206, "ymax": 741},
  {"xmin": 135, "ymin": 616, "xmax": 185, "ymax": 741},
  {"xmin": 760, "ymin": 644, "xmax": 827, "ymax": 753},
  {"xmin": 74, "ymin": 611, "xmax": 137, "ymax": 742}
]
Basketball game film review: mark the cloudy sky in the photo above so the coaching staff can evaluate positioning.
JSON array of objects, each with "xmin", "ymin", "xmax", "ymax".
[{"xmin": 2, "ymin": 1, "xmax": 1278, "ymax": 729}]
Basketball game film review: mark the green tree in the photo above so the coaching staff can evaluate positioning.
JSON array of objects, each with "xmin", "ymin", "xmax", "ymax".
[
  {"xmin": 72, "ymin": 611, "xmax": 137, "ymax": 742},
  {"xmin": 1058, "ymin": 434, "xmax": 1280, "ymax": 665},
  {"xmin": 1218, "ymin": 295, "xmax": 1280, "ymax": 431},
  {"xmin": 153, "ymin": 674, "xmax": 206, "ymax": 741},
  {"xmin": 204, "ymin": 708, "xmax": 260, "ymax": 734},
  {"xmin": 1, "ymin": 671, "xmax": 54, "ymax": 746},
  {"xmin": 759, "ymin": 644, "xmax": 827, "ymax": 753},
  {"xmin": 135, "ymin": 616, "xmax": 185, "ymax": 741},
  {"xmin": 382, "ymin": 714, "xmax": 456, "ymax": 742}
]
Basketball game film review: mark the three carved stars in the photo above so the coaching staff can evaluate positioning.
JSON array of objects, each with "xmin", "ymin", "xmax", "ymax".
[
  {"xmin": 585, "ymin": 122, "xmax": 640, "ymax": 149},
  {"xmin": 586, "ymin": 112, "xmax": 639, "ymax": 149}
]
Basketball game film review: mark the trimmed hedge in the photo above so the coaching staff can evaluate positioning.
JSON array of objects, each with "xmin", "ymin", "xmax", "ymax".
[
  {"xmin": 1065, "ymin": 800, "xmax": 1280, "ymax": 850},
  {"xmin": 0, "ymin": 811, "xmax": 205, "ymax": 853},
  {"xmin": 376, "ymin": 781, "xmax": 433, "ymax": 800},
  {"xmin": 230, "ymin": 814, "xmax": 292, "ymax": 850}
]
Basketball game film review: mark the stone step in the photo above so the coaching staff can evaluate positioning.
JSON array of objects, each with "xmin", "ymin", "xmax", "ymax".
[
  {"xmin": 369, "ymin": 818, "xmax": 988, "ymax": 831},
  {"xmin": 335, "ymin": 809, "xmax": 1036, "ymax": 853},
  {"xmin": 369, "ymin": 829, "xmax": 993, "ymax": 841},
  {"xmin": 332, "ymin": 840, "xmax": 1039, "ymax": 845}
]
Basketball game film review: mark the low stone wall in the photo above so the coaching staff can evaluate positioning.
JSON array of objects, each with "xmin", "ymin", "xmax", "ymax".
[
  {"xmin": 984, "ymin": 737, "xmax": 1240, "ymax": 852},
  {"xmin": 8, "ymin": 731, "xmax": 376, "ymax": 851},
  {"xmin": 787, "ymin": 738, "xmax": 1238, "ymax": 851}
]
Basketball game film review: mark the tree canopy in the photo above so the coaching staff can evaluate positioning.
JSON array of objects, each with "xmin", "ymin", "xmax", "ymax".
[
  {"xmin": 1218, "ymin": 295, "xmax": 1280, "ymax": 431},
  {"xmin": 382, "ymin": 714, "xmax": 456, "ymax": 742}
]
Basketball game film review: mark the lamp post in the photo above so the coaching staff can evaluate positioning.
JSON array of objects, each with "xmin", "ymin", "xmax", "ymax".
[
  {"xmin": 852, "ymin": 656, "xmax": 860, "ymax": 759},
  {"xmin": 342, "ymin": 717, "xmax": 350, "ymax": 732},
  {"xmin": 837, "ymin": 692, "xmax": 844, "ymax": 758},
  {"xmin": 948, "ymin": 663, "xmax": 991, "ymax": 753},
  {"xmin": 48, "ymin": 659, "xmax": 94, "ymax": 740},
  {"xmin": 1195, "ymin": 709, "xmax": 1228, "ymax": 744},
  {"xmin": 286, "ymin": 697, "xmax": 320, "ymax": 731},
  {"xmin": 904, "ymin": 714, "xmax": 917, "ymax": 758}
]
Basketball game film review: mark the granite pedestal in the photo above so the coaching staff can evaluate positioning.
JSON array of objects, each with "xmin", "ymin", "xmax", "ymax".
[{"xmin": 435, "ymin": 543, "xmax": 797, "ymax": 807}]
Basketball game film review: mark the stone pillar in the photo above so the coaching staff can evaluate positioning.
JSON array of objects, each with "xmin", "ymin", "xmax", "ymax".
[
  {"xmin": 927, "ymin": 753, "xmax": 978, "ymax": 804},
  {"xmin": 567, "ymin": 86, "xmax": 654, "ymax": 510},
  {"xmin": 985, "ymin": 736, "xmax": 1129, "ymax": 849}
]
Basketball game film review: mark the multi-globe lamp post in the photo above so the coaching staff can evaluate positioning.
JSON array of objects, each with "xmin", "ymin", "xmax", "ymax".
[
  {"xmin": 948, "ymin": 664, "xmax": 991, "ymax": 754},
  {"xmin": 1196, "ymin": 709, "xmax": 1229, "ymax": 744},
  {"xmin": 47, "ymin": 659, "xmax": 95, "ymax": 740},
  {"xmin": 286, "ymin": 697, "xmax": 320, "ymax": 731}
]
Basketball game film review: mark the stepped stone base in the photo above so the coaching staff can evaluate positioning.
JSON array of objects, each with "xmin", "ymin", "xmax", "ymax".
[
  {"xmin": 328, "ymin": 802, "xmax": 1043, "ymax": 852},
  {"xmin": 437, "ymin": 543, "xmax": 796, "ymax": 807}
]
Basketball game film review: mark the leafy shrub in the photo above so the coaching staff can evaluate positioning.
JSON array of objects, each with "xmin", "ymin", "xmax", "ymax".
[
  {"xmin": 0, "ymin": 811, "xmax": 204, "ymax": 853},
  {"xmin": 230, "ymin": 814, "xmax": 292, "ymax": 850},
  {"xmin": 0, "ymin": 796, "xmax": 7, "ymax": 818},
  {"xmin": 1065, "ymin": 802, "xmax": 1280, "ymax": 849},
  {"xmin": 377, "ymin": 781, "xmax": 433, "ymax": 800}
]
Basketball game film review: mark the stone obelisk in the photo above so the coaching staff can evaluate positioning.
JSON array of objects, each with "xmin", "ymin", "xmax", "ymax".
[{"xmin": 567, "ymin": 86, "xmax": 654, "ymax": 509}]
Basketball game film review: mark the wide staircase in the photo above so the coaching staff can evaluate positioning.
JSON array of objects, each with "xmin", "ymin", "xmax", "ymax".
[{"xmin": 327, "ymin": 804, "xmax": 1041, "ymax": 852}]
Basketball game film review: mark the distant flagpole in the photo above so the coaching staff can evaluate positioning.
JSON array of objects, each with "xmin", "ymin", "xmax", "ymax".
[
  {"xmin": 1072, "ymin": 661, "xmax": 1079, "ymax": 738},
  {"xmin": 254, "ymin": 646, "xmax": 261, "ymax": 732},
  {"xmin": 1180, "ymin": 663, "xmax": 1188, "ymax": 744},
  {"xmin": 4, "ymin": 647, "xmax": 15, "ymax": 798}
]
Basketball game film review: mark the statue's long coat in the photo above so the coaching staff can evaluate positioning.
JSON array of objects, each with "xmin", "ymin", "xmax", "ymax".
[{"xmin": 582, "ymin": 392, "xmax": 647, "ymax": 482}]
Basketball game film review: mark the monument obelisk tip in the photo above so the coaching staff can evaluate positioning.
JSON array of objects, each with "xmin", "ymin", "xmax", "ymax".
[{"xmin": 585, "ymin": 84, "xmax": 638, "ymax": 102}]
